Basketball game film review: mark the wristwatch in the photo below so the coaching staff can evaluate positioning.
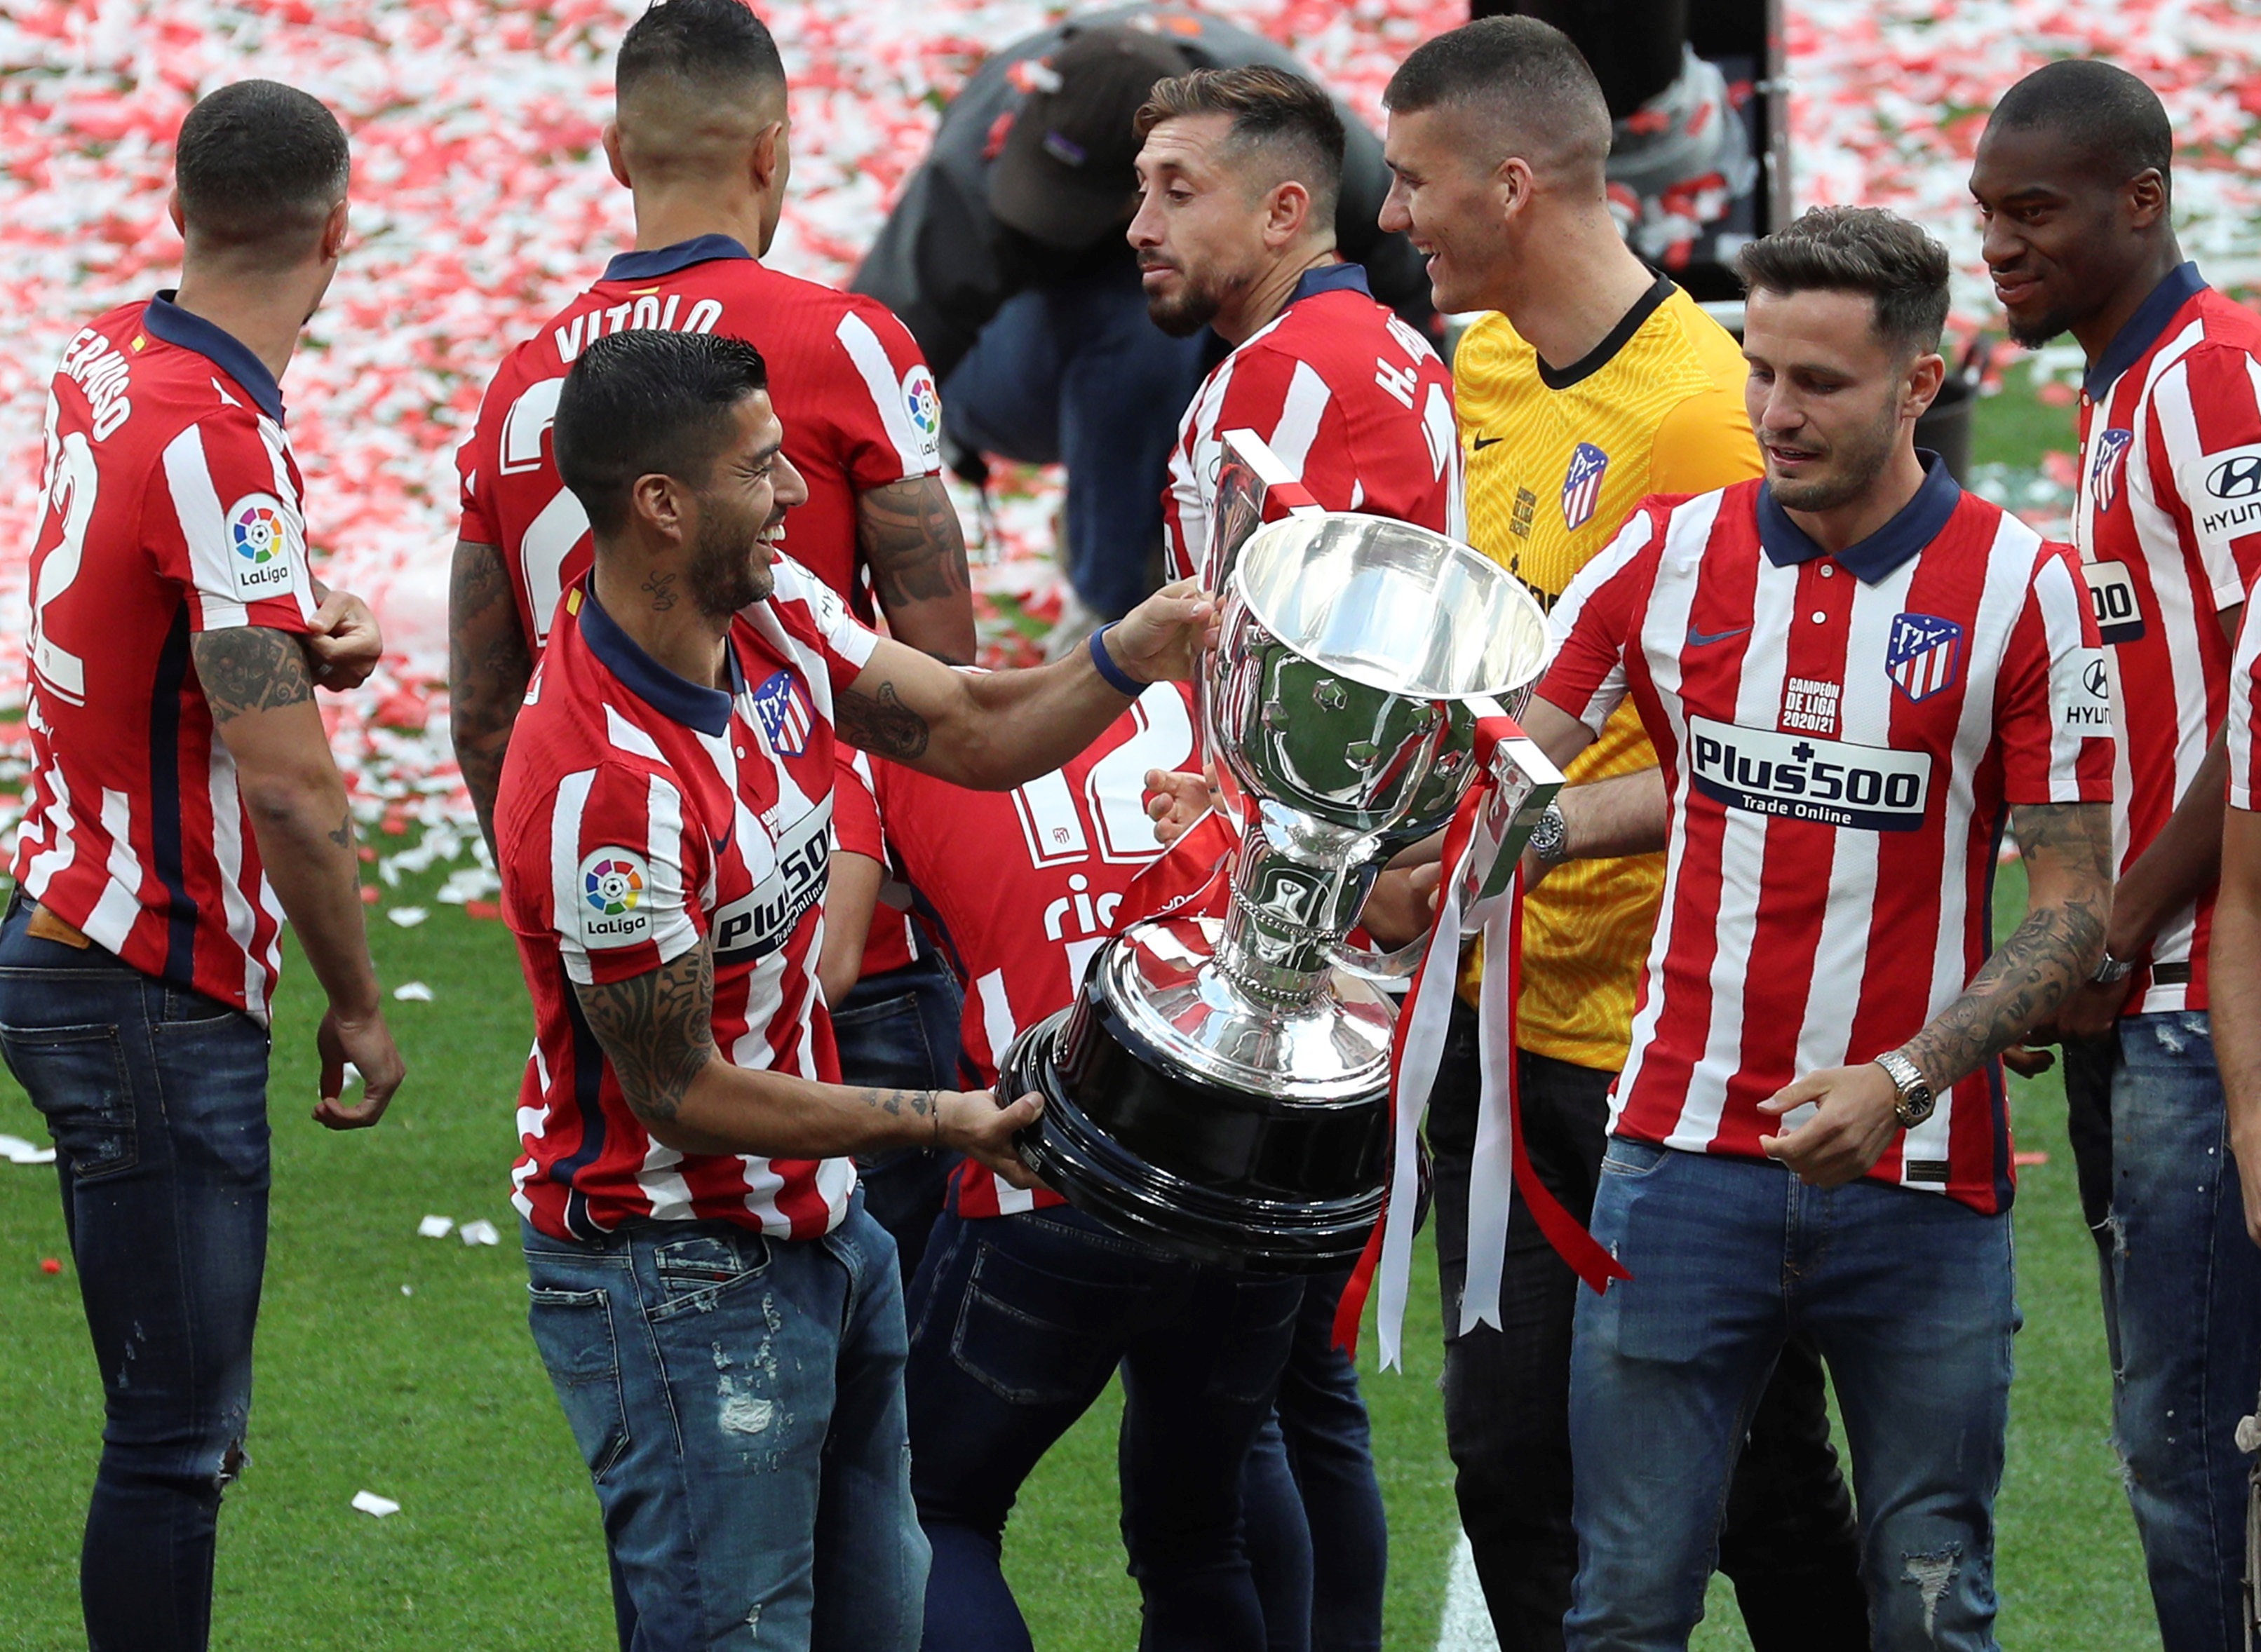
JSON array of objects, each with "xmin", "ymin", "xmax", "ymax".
[
  {"xmin": 2091, "ymin": 948, "xmax": 2138, "ymax": 985},
  {"xmin": 1873, "ymin": 1049, "xmax": 1936, "ymax": 1129},
  {"xmin": 1527, "ymin": 801, "xmax": 1569, "ymax": 867}
]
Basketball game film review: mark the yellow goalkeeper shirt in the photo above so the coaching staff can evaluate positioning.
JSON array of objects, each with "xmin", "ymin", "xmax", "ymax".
[{"xmin": 1456, "ymin": 278, "xmax": 1761, "ymax": 1072}]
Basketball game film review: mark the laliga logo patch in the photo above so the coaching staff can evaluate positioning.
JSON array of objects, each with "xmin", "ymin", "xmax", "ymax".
[
  {"xmin": 901, "ymin": 365, "xmax": 943, "ymax": 465},
  {"xmin": 578, "ymin": 848, "xmax": 650, "ymax": 947},
  {"xmin": 1560, "ymin": 442, "xmax": 1609, "ymax": 531},
  {"xmin": 226, "ymin": 492, "xmax": 296, "ymax": 594},
  {"xmin": 1885, "ymin": 611, "xmax": 1965, "ymax": 704},
  {"xmin": 750, "ymin": 669, "xmax": 814, "ymax": 757},
  {"xmin": 2089, "ymin": 428, "xmax": 2133, "ymax": 510}
]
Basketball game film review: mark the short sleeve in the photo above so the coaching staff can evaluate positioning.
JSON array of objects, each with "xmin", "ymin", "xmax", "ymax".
[
  {"xmin": 1995, "ymin": 543, "xmax": 2114, "ymax": 806},
  {"xmin": 2157, "ymin": 345, "xmax": 2261, "ymax": 607},
  {"xmin": 457, "ymin": 420, "xmax": 498, "ymax": 548},
  {"xmin": 1534, "ymin": 505, "xmax": 1660, "ymax": 735},
  {"xmin": 770, "ymin": 555, "xmax": 882, "ymax": 690},
  {"xmin": 2227, "ymin": 603, "xmax": 2261, "ymax": 811},
  {"xmin": 832, "ymin": 751, "xmax": 886, "ymax": 862},
  {"xmin": 150, "ymin": 413, "xmax": 316, "ymax": 635},
  {"xmin": 1648, "ymin": 386, "xmax": 1762, "ymax": 495},
  {"xmin": 828, "ymin": 299, "xmax": 945, "ymax": 490},
  {"xmin": 520, "ymin": 761, "xmax": 709, "ymax": 987}
]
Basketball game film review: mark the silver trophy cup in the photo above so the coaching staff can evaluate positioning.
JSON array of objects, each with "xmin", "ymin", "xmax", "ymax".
[{"xmin": 1001, "ymin": 468, "xmax": 1559, "ymax": 1269}]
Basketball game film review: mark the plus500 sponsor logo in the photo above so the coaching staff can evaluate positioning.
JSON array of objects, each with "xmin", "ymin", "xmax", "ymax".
[
  {"xmin": 711, "ymin": 798, "xmax": 831, "ymax": 965},
  {"xmin": 1689, "ymin": 717, "xmax": 1932, "ymax": 832}
]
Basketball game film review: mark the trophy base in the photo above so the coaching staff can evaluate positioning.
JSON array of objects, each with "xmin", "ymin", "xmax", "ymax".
[{"xmin": 1000, "ymin": 987, "xmax": 1388, "ymax": 1275}]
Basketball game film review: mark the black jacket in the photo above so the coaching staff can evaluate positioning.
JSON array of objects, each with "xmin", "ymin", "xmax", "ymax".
[{"xmin": 851, "ymin": 2, "xmax": 1433, "ymax": 383}]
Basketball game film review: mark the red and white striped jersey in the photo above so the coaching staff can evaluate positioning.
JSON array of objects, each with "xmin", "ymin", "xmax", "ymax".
[
  {"xmin": 13, "ymin": 295, "xmax": 319, "ymax": 1022},
  {"xmin": 1163, "ymin": 262, "xmax": 1461, "ymax": 585},
  {"xmin": 459, "ymin": 234, "xmax": 943, "ymax": 646},
  {"xmin": 1539, "ymin": 462, "xmax": 2112, "ymax": 1213},
  {"xmin": 838, "ymin": 684, "xmax": 1197, "ymax": 1219},
  {"xmin": 830, "ymin": 748, "xmax": 921, "ymax": 976},
  {"xmin": 2229, "ymin": 600, "xmax": 2261, "ymax": 810},
  {"xmin": 495, "ymin": 557, "xmax": 878, "ymax": 1243},
  {"xmin": 2070, "ymin": 262, "xmax": 2261, "ymax": 1013}
]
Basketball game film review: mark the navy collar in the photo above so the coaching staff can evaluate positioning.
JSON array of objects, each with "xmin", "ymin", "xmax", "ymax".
[
  {"xmin": 602, "ymin": 233, "xmax": 755, "ymax": 284},
  {"xmin": 1757, "ymin": 450, "xmax": 1963, "ymax": 584},
  {"xmin": 142, "ymin": 292, "xmax": 285, "ymax": 423},
  {"xmin": 2084, "ymin": 261, "xmax": 2206, "ymax": 401},
  {"xmin": 576, "ymin": 580, "xmax": 745, "ymax": 738},
  {"xmin": 1287, "ymin": 261, "xmax": 1370, "ymax": 306}
]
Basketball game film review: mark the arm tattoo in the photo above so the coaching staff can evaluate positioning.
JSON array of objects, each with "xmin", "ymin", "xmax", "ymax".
[
  {"xmin": 836, "ymin": 679, "xmax": 933, "ymax": 761},
  {"xmin": 858, "ymin": 476, "xmax": 972, "ymax": 614},
  {"xmin": 191, "ymin": 626, "xmax": 316, "ymax": 723},
  {"xmin": 1899, "ymin": 801, "xmax": 2112, "ymax": 1088},
  {"xmin": 448, "ymin": 541, "xmax": 534, "ymax": 844},
  {"xmin": 327, "ymin": 812, "xmax": 354, "ymax": 851},
  {"xmin": 574, "ymin": 943, "xmax": 717, "ymax": 1125}
]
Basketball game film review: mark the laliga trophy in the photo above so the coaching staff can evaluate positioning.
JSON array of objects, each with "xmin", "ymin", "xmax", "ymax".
[{"xmin": 999, "ymin": 433, "xmax": 1561, "ymax": 1270}]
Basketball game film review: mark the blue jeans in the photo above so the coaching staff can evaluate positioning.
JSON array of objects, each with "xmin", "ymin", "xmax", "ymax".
[
  {"xmin": 905, "ymin": 1204, "xmax": 1307, "ymax": 1652},
  {"xmin": 2105, "ymin": 1011, "xmax": 2261, "ymax": 1652},
  {"xmin": 523, "ymin": 1204, "xmax": 927, "ymax": 1652},
  {"xmin": 0, "ymin": 902, "xmax": 272, "ymax": 1652},
  {"xmin": 1567, "ymin": 1142, "xmax": 2018, "ymax": 1651},
  {"xmin": 837, "ymin": 952, "xmax": 965, "ymax": 1285},
  {"xmin": 940, "ymin": 257, "xmax": 1210, "ymax": 619},
  {"xmin": 1242, "ymin": 1271, "xmax": 1386, "ymax": 1652}
]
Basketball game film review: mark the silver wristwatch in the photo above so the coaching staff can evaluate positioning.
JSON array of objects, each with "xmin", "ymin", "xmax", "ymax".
[
  {"xmin": 1873, "ymin": 1049, "xmax": 1936, "ymax": 1129},
  {"xmin": 2091, "ymin": 949, "xmax": 2138, "ymax": 985},
  {"xmin": 1527, "ymin": 801, "xmax": 1569, "ymax": 867}
]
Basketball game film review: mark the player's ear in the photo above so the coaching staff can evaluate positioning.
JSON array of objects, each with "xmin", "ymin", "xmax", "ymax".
[
  {"xmin": 750, "ymin": 118, "xmax": 787, "ymax": 196},
  {"xmin": 1267, "ymin": 180, "xmax": 1311, "ymax": 246},
  {"xmin": 319, "ymin": 198, "xmax": 349, "ymax": 264},
  {"xmin": 1902, "ymin": 348, "xmax": 1947, "ymax": 425},
  {"xmin": 1493, "ymin": 155, "xmax": 1534, "ymax": 228},
  {"xmin": 2126, "ymin": 165, "xmax": 2168, "ymax": 233},
  {"xmin": 167, "ymin": 188, "xmax": 185, "ymax": 239},
  {"xmin": 602, "ymin": 122, "xmax": 631, "ymax": 189},
  {"xmin": 630, "ymin": 471, "xmax": 688, "ymax": 544}
]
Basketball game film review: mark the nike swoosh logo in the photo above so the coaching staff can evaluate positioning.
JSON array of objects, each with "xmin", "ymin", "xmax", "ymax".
[
  {"xmin": 1472, "ymin": 435, "xmax": 1502, "ymax": 450},
  {"xmin": 1686, "ymin": 624, "xmax": 1752, "ymax": 648},
  {"xmin": 711, "ymin": 822, "xmax": 735, "ymax": 856}
]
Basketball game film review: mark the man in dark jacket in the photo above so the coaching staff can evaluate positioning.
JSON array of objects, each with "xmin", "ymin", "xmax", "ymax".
[{"xmin": 853, "ymin": 4, "xmax": 1429, "ymax": 639}]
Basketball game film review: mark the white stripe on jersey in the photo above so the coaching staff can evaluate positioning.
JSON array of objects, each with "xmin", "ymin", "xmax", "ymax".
[
  {"xmin": 604, "ymin": 703, "xmax": 666, "ymax": 760},
  {"xmin": 253, "ymin": 415, "xmax": 317, "ymax": 624},
  {"xmin": 2034, "ymin": 550, "xmax": 2102, "ymax": 800},
  {"xmin": 20, "ymin": 764, "xmax": 79, "ymax": 896},
  {"xmin": 1166, "ymin": 352, "xmax": 1239, "ymax": 583},
  {"xmin": 834, "ymin": 312, "xmax": 925, "ymax": 479},
  {"xmin": 975, "ymin": 968, "xmax": 1039, "ymax": 1217},
  {"xmin": 1266, "ymin": 360, "xmax": 1333, "ymax": 477},
  {"xmin": 1547, "ymin": 508, "xmax": 1661, "ymax": 723},
  {"xmin": 548, "ymin": 770, "xmax": 598, "ymax": 983},
  {"xmin": 205, "ymin": 738, "xmax": 265, "ymax": 1018},
  {"xmin": 2234, "ymin": 604, "xmax": 2261, "ymax": 809},
  {"xmin": 83, "ymin": 787, "xmax": 145, "ymax": 955},
  {"xmin": 637, "ymin": 1139, "xmax": 696, "ymax": 1222},
  {"xmin": 160, "ymin": 425, "xmax": 250, "ymax": 630}
]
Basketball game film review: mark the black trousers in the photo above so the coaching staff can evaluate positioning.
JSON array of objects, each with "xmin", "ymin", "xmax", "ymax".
[{"xmin": 1428, "ymin": 1001, "xmax": 1869, "ymax": 1651}]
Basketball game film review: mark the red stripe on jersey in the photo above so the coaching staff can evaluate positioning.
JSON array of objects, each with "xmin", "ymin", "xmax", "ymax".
[
  {"xmin": 14, "ymin": 299, "xmax": 318, "ymax": 1020},
  {"xmin": 459, "ymin": 244, "xmax": 940, "ymax": 646},
  {"xmin": 2075, "ymin": 281, "xmax": 2261, "ymax": 1011},
  {"xmin": 497, "ymin": 557, "xmax": 878, "ymax": 1242},
  {"xmin": 1539, "ymin": 479, "xmax": 2111, "ymax": 1213},
  {"xmin": 1164, "ymin": 281, "xmax": 1460, "ymax": 585},
  {"xmin": 2229, "ymin": 602, "xmax": 2261, "ymax": 810},
  {"xmin": 858, "ymin": 685, "xmax": 1199, "ymax": 1219}
]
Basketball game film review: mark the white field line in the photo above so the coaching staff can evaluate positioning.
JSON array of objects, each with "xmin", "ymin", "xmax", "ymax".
[{"xmin": 1437, "ymin": 1529, "xmax": 1503, "ymax": 1651}]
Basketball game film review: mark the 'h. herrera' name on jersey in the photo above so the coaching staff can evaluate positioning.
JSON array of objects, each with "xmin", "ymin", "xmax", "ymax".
[
  {"xmin": 494, "ymin": 557, "xmax": 877, "ymax": 1244},
  {"xmin": 15, "ymin": 294, "xmax": 319, "ymax": 1022},
  {"xmin": 1538, "ymin": 459, "xmax": 2112, "ymax": 1214},
  {"xmin": 1162, "ymin": 262, "xmax": 1461, "ymax": 583},
  {"xmin": 2071, "ymin": 260, "xmax": 2261, "ymax": 1015},
  {"xmin": 459, "ymin": 234, "xmax": 944, "ymax": 649}
]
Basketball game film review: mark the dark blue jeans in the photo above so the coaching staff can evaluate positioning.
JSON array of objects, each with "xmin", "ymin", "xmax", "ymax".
[
  {"xmin": 837, "ymin": 952, "xmax": 964, "ymax": 1285},
  {"xmin": 0, "ymin": 902, "xmax": 272, "ymax": 1652},
  {"xmin": 905, "ymin": 1204, "xmax": 1307, "ymax": 1652},
  {"xmin": 524, "ymin": 1205, "xmax": 927, "ymax": 1652},
  {"xmin": 1241, "ymin": 1271, "xmax": 1386, "ymax": 1652},
  {"xmin": 1568, "ymin": 1142, "xmax": 2018, "ymax": 1651},
  {"xmin": 940, "ymin": 257, "xmax": 1210, "ymax": 619}
]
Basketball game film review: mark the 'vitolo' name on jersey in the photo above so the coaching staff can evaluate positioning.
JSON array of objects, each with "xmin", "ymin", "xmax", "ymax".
[
  {"xmin": 1689, "ymin": 717, "xmax": 1933, "ymax": 832},
  {"xmin": 553, "ymin": 293, "xmax": 724, "ymax": 365},
  {"xmin": 711, "ymin": 798, "xmax": 832, "ymax": 966}
]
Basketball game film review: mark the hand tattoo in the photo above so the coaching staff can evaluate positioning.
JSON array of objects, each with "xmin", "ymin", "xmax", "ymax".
[
  {"xmin": 573, "ymin": 943, "xmax": 716, "ymax": 1125},
  {"xmin": 837, "ymin": 679, "xmax": 932, "ymax": 760}
]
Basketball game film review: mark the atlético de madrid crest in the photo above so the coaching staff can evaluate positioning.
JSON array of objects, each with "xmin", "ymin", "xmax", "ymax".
[
  {"xmin": 2090, "ymin": 427, "xmax": 2134, "ymax": 510},
  {"xmin": 1561, "ymin": 442, "xmax": 1609, "ymax": 530},
  {"xmin": 1886, "ymin": 612, "xmax": 1965, "ymax": 703},
  {"xmin": 750, "ymin": 669, "xmax": 814, "ymax": 756}
]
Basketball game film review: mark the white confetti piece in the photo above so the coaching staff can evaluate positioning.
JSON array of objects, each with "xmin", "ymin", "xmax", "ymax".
[
  {"xmin": 385, "ymin": 907, "xmax": 428, "ymax": 928},
  {"xmin": 393, "ymin": 981, "xmax": 436, "ymax": 1002},
  {"xmin": 459, "ymin": 1219, "xmax": 502, "ymax": 1247},
  {"xmin": 0, "ymin": 1133, "xmax": 56, "ymax": 1165},
  {"xmin": 351, "ymin": 1490, "xmax": 401, "ymax": 1519},
  {"xmin": 416, "ymin": 1214, "xmax": 454, "ymax": 1239}
]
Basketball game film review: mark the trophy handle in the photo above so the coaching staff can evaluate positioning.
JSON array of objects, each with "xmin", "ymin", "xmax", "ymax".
[
  {"xmin": 1326, "ymin": 698, "xmax": 1565, "ymax": 983},
  {"xmin": 1208, "ymin": 428, "xmax": 1324, "ymax": 596}
]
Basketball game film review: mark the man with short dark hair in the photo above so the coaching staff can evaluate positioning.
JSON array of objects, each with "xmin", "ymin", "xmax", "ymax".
[
  {"xmin": 1525, "ymin": 205, "xmax": 2114, "ymax": 1648},
  {"xmin": 1973, "ymin": 61, "xmax": 2261, "ymax": 1652},
  {"xmin": 1369, "ymin": 20, "xmax": 1865, "ymax": 1646},
  {"xmin": 0, "ymin": 79, "xmax": 402, "ymax": 1652},
  {"xmin": 496, "ymin": 327, "xmax": 1213, "ymax": 1649}
]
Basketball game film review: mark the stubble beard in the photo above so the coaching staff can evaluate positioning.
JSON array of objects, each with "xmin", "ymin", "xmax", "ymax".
[{"xmin": 688, "ymin": 504, "xmax": 771, "ymax": 618}]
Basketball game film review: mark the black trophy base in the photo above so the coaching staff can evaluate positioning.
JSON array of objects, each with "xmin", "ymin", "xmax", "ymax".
[{"xmin": 999, "ymin": 996, "xmax": 1388, "ymax": 1273}]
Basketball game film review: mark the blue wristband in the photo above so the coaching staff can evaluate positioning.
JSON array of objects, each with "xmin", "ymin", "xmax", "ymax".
[{"xmin": 1088, "ymin": 623, "xmax": 1143, "ymax": 697}]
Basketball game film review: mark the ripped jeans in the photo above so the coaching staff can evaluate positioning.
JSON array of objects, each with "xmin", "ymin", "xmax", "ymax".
[
  {"xmin": 522, "ymin": 1203, "xmax": 928, "ymax": 1652},
  {"xmin": 2099, "ymin": 1011, "xmax": 2261, "ymax": 1652},
  {"xmin": 1567, "ymin": 1142, "xmax": 2018, "ymax": 1652},
  {"xmin": 0, "ymin": 903, "xmax": 271, "ymax": 1652}
]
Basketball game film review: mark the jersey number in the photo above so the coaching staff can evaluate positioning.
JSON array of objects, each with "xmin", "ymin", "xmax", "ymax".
[
  {"xmin": 31, "ymin": 421, "xmax": 97, "ymax": 706},
  {"xmin": 1010, "ymin": 689, "xmax": 1196, "ymax": 869},
  {"xmin": 498, "ymin": 376, "xmax": 591, "ymax": 644}
]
